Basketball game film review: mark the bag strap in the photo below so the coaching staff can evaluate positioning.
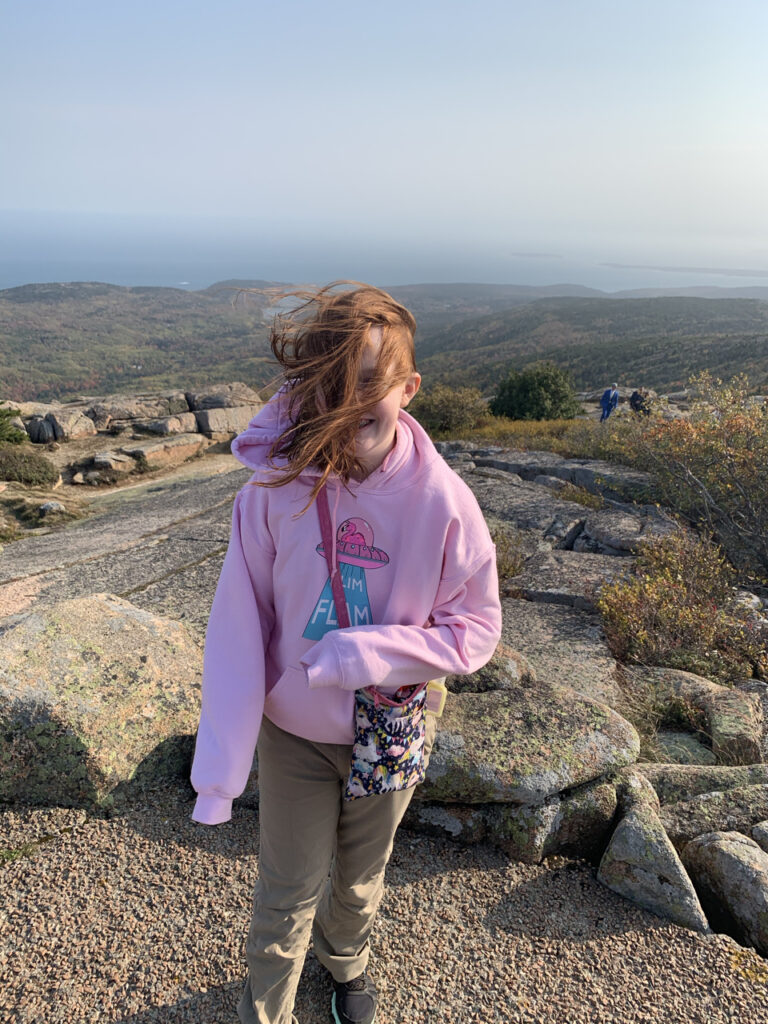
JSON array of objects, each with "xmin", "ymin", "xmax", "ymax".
[{"xmin": 316, "ymin": 485, "xmax": 350, "ymax": 629}]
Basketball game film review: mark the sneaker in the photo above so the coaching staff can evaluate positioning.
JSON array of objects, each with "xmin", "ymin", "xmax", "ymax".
[{"xmin": 331, "ymin": 973, "xmax": 378, "ymax": 1024}]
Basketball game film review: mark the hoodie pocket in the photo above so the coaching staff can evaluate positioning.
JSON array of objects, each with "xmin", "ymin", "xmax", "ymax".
[{"xmin": 265, "ymin": 665, "xmax": 306, "ymax": 705}]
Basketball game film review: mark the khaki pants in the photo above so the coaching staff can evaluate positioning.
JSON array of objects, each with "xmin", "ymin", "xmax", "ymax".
[{"xmin": 237, "ymin": 713, "xmax": 436, "ymax": 1024}]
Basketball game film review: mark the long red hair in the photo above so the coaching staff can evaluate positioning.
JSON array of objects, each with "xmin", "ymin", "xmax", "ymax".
[{"xmin": 257, "ymin": 281, "xmax": 417, "ymax": 504}]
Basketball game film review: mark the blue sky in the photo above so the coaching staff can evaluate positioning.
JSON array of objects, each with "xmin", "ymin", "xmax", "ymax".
[{"xmin": 4, "ymin": 0, "xmax": 768, "ymax": 286}]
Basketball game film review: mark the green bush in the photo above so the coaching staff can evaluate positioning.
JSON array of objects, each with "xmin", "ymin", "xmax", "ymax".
[
  {"xmin": 0, "ymin": 446, "xmax": 59, "ymax": 487},
  {"xmin": 0, "ymin": 408, "xmax": 26, "ymax": 444},
  {"xmin": 409, "ymin": 383, "xmax": 490, "ymax": 436},
  {"xmin": 489, "ymin": 362, "xmax": 582, "ymax": 421},
  {"xmin": 596, "ymin": 530, "xmax": 767, "ymax": 683}
]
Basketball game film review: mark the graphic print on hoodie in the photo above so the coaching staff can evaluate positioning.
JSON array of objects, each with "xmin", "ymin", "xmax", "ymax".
[{"xmin": 303, "ymin": 517, "xmax": 390, "ymax": 640}]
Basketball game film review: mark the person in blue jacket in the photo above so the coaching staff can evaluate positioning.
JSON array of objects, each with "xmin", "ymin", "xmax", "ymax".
[{"xmin": 600, "ymin": 383, "xmax": 619, "ymax": 422}]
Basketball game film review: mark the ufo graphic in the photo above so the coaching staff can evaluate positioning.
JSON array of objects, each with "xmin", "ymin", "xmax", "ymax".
[{"xmin": 303, "ymin": 517, "xmax": 389, "ymax": 640}]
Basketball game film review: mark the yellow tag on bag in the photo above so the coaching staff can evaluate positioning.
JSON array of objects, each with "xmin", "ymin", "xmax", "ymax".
[{"xmin": 425, "ymin": 678, "xmax": 447, "ymax": 717}]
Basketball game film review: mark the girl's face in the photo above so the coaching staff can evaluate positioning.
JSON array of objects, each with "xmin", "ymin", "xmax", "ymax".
[{"xmin": 352, "ymin": 326, "xmax": 420, "ymax": 479}]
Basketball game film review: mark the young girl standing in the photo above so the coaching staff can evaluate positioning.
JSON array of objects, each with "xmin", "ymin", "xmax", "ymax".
[{"xmin": 191, "ymin": 283, "xmax": 502, "ymax": 1024}]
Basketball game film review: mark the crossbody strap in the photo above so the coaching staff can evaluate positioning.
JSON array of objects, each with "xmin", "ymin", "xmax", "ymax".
[{"xmin": 316, "ymin": 485, "xmax": 351, "ymax": 629}]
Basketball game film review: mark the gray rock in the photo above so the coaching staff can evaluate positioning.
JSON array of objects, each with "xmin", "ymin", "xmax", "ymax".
[
  {"xmin": 185, "ymin": 382, "xmax": 262, "ymax": 410},
  {"xmin": 614, "ymin": 766, "xmax": 661, "ymax": 815},
  {"xmin": 500, "ymin": 597, "xmax": 621, "ymax": 705},
  {"xmin": 38, "ymin": 501, "xmax": 66, "ymax": 516},
  {"xmin": 92, "ymin": 450, "xmax": 136, "ymax": 475},
  {"xmin": 532, "ymin": 474, "xmax": 568, "ymax": 491},
  {"xmin": 134, "ymin": 413, "xmax": 199, "ymax": 436},
  {"xmin": 623, "ymin": 666, "xmax": 764, "ymax": 766},
  {"xmin": 581, "ymin": 507, "xmax": 679, "ymax": 555},
  {"xmin": 194, "ymin": 405, "xmax": 262, "ymax": 438},
  {"xmin": 461, "ymin": 470, "xmax": 586, "ymax": 550},
  {"xmin": 417, "ymin": 678, "xmax": 639, "ymax": 806},
  {"xmin": 683, "ymin": 830, "xmax": 768, "ymax": 954},
  {"xmin": 407, "ymin": 779, "xmax": 617, "ymax": 864},
  {"xmin": 753, "ymin": 821, "xmax": 768, "ymax": 853},
  {"xmin": 445, "ymin": 642, "xmax": 536, "ymax": 694},
  {"xmin": 0, "ymin": 594, "xmax": 202, "ymax": 807},
  {"xmin": 25, "ymin": 416, "xmax": 57, "ymax": 444},
  {"xmin": 655, "ymin": 730, "xmax": 717, "ymax": 766},
  {"xmin": 44, "ymin": 408, "xmax": 98, "ymax": 441},
  {"xmin": 87, "ymin": 392, "xmax": 190, "ymax": 426},
  {"xmin": 120, "ymin": 433, "xmax": 207, "ymax": 470},
  {"xmin": 598, "ymin": 806, "xmax": 709, "ymax": 932},
  {"xmin": 660, "ymin": 785, "xmax": 768, "ymax": 851},
  {"xmin": 638, "ymin": 764, "xmax": 768, "ymax": 807},
  {"xmin": 505, "ymin": 549, "xmax": 632, "ymax": 612}
]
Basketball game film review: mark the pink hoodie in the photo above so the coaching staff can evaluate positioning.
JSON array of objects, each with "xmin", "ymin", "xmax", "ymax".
[{"xmin": 190, "ymin": 393, "xmax": 502, "ymax": 824}]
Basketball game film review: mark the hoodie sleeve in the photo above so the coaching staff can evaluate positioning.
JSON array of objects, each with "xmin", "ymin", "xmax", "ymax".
[
  {"xmin": 301, "ymin": 528, "xmax": 501, "ymax": 692},
  {"xmin": 190, "ymin": 487, "xmax": 275, "ymax": 824}
]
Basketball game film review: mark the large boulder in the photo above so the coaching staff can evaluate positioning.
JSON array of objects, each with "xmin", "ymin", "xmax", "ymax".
[
  {"xmin": 598, "ymin": 805, "xmax": 709, "ymax": 932},
  {"xmin": 682, "ymin": 831, "xmax": 768, "ymax": 955},
  {"xmin": 25, "ymin": 416, "xmax": 57, "ymax": 444},
  {"xmin": 637, "ymin": 764, "xmax": 768, "ymax": 806},
  {"xmin": 418, "ymin": 677, "xmax": 639, "ymax": 805},
  {"xmin": 194, "ymin": 406, "xmax": 262, "ymax": 439},
  {"xmin": 622, "ymin": 666, "xmax": 764, "ymax": 765},
  {"xmin": 660, "ymin": 785, "xmax": 768, "ymax": 851},
  {"xmin": 119, "ymin": 433, "xmax": 207, "ymax": 470},
  {"xmin": 87, "ymin": 392, "xmax": 190, "ymax": 428},
  {"xmin": 407, "ymin": 778, "xmax": 617, "ymax": 864},
  {"xmin": 576, "ymin": 507, "xmax": 679, "ymax": 556},
  {"xmin": 0, "ymin": 594, "xmax": 202, "ymax": 807},
  {"xmin": 185, "ymin": 383, "xmax": 262, "ymax": 410},
  {"xmin": 45, "ymin": 408, "xmax": 98, "ymax": 441}
]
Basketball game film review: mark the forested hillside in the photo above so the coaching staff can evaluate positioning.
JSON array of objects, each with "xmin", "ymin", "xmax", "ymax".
[
  {"xmin": 0, "ymin": 282, "xmax": 276, "ymax": 402},
  {"xmin": 2, "ymin": 283, "xmax": 768, "ymax": 402},
  {"xmin": 414, "ymin": 296, "xmax": 768, "ymax": 392}
]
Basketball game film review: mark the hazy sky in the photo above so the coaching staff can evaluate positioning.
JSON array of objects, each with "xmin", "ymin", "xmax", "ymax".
[{"xmin": 4, "ymin": 0, "xmax": 768, "ymax": 286}]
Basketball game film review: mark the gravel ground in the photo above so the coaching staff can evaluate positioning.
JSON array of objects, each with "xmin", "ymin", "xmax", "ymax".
[{"xmin": 2, "ymin": 783, "xmax": 768, "ymax": 1024}]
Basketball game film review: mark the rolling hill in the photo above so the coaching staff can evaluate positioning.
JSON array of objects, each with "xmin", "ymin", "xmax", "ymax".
[{"xmin": 2, "ymin": 282, "xmax": 768, "ymax": 402}]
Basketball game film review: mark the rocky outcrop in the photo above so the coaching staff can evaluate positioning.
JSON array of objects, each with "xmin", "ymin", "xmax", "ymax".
[
  {"xmin": 597, "ymin": 768, "xmax": 709, "ymax": 932},
  {"xmin": 119, "ymin": 433, "xmax": 207, "ymax": 470},
  {"xmin": 622, "ymin": 666, "xmax": 764, "ymax": 766},
  {"xmin": 0, "ymin": 594, "xmax": 202, "ymax": 807},
  {"xmin": 194, "ymin": 405, "xmax": 261, "ymax": 439},
  {"xmin": 419, "ymin": 681, "xmax": 639, "ymax": 806},
  {"xmin": 12, "ymin": 383, "xmax": 264, "ymax": 452},
  {"xmin": 505, "ymin": 549, "xmax": 631, "ymax": 611},
  {"xmin": 185, "ymin": 383, "xmax": 262, "ymax": 409},
  {"xmin": 660, "ymin": 785, "xmax": 768, "ymax": 851},
  {"xmin": 636, "ymin": 764, "xmax": 768, "ymax": 806},
  {"xmin": 682, "ymin": 831, "xmax": 768, "ymax": 955}
]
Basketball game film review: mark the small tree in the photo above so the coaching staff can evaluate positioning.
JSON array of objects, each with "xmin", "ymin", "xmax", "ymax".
[
  {"xmin": 489, "ymin": 362, "xmax": 582, "ymax": 421},
  {"xmin": 409, "ymin": 383, "xmax": 490, "ymax": 435},
  {"xmin": 0, "ymin": 408, "xmax": 26, "ymax": 445}
]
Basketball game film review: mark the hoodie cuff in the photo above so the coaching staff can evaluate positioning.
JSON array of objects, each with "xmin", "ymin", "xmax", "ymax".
[
  {"xmin": 302, "ymin": 642, "xmax": 344, "ymax": 690},
  {"xmin": 192, "ymin": 794, "xmax": 233, "ymax": 825}
]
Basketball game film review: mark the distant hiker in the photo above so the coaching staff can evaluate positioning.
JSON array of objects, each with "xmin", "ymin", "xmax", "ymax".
[
  {"xmin": 600, "ymin": 383, "xmax": 619, "ymax": 422},
  {"xmin": 630, "ymin": 388, "xmax": 651, "ymax": 416}
]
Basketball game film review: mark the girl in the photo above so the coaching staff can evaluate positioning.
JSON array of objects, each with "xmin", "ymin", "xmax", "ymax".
[{"xmin": 191, "ymin": 283, "xmax": 502, "ymax": 1024}]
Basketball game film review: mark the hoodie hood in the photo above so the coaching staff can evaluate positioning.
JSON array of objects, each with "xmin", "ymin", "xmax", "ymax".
[{"xmin": 230, "ymin": 386, "xmax": 438, "ymax": 490}]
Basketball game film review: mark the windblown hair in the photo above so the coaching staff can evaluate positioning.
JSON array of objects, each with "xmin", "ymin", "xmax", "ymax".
[{"xmin": 257, "ymin": 281, "xmax": 417, "ymax": 503}]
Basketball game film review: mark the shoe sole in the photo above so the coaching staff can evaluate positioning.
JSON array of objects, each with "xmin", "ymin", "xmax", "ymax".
[{"xmin": 330, "ymin": 991, "xmax": 376, "ymax": 1024}]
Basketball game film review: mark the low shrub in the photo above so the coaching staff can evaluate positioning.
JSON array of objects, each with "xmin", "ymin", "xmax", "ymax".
[
  {"xmin": 596, "ymin": 530, "xmax": 767, "ymax": 683},
  {"xmin": 489, "ymin": 362, "xmax": 583, "ymax": 421},
  {"xmin": 409, "ymin": 383, "xmax": 490, "ymax": 436},
  {"xmin": 489, "ymin": 523, "xmax": 526, "ymax": 585},
  {"xmin": 0, "ymin": 446, "xmax": 59, "ymax": 487}
]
